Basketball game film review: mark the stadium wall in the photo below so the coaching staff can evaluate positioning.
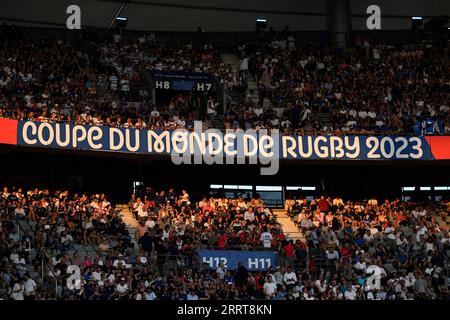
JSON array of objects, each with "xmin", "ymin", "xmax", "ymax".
[
  {"xmin": 1, "ymin": 119, "xmax": 449, "ymax": 161},
  {"xmin": 1, "ymin": 0, "xmax": 448, "ymax": 32},
  {"xmin": 0, "ymin": 118, "xmax": 449, "ymax": 202}
]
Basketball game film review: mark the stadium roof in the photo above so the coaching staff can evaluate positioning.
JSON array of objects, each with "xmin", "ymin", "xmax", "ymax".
[{"xmin": 1, "ymin": 0, "xmax": 448, "ymax": 31}]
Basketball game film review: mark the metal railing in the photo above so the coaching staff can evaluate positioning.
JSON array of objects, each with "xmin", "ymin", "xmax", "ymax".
[
  {"xmin": 2, "ymin": 115, "xmax": 449, "ymax": 137},
  {"xmin": 41, "ymin": 249, "xmax": 60, "ymax": 297}
]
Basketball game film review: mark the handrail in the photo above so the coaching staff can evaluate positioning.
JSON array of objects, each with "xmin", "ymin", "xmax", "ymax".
[
  {"xmin": 41, "ymin": 249, "xmax": 60, "ymax": 296},
  {"xmin": 11, "ymin": 216, "xmax": 60, "ymax": 295}
]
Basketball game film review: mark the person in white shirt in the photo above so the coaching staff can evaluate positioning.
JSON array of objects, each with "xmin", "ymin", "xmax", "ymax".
[
  {"xmin": 412, "ymin": 206, "xmax": 426, "ymax": 220},
  {"xmin": 384, "ymin": 223, "xmax": 397, "ymax": 250},
  {"xmin": 92, "ymin": 269, "xmax": 102, "ymax": 282},
  {"xmin": 263, "ymin": 276, "xmax": 277, "ymax": 299},
  {"xmin": 344, "ymin": 286, "xmax": 356, "ymax": 300},
  {"xmin": 416, "ymin": 225, "xmax": 428, "ymax": 242},
  {"xmin": 145, "ymin": 289, "xmax": 157, "ymax": 300},
  {"xmin": 260, "ymin": 228, "xmax": 273, "ymax": 248},
  {"xmin": 10, "ymin": 251, "xmax": 25, "ymax": 265},
  {"xmin": 145, "ymin": 217, "xmax": 156, "ymax": 230},
  {"xmin": 239, "ymin": 57, "xmax": 249, "ymax": 75},
  {"xmin": 187, "ymin": 291, "xmax": 199, "ymax": 300},
  {"xmin": 354, "ymin": 259, "xmax": 367, "ymax": 272},
  {"xmin": 254, "ymin": 105, "xmax": 264, "ymax": 117},
  {"xmin": 150, "ymin": 106, "xmax": 160, "ymax": 119},
  {"xmin": 283, "ymin": 266, "xmax": 297, "ymax": 287},
  {"xmin": 206, "ymin": 98, "xmax": 218, "ymax": 124},
  {"xmin": 326, "ymin": 248, "xmax": 339, "ymax": 261},
  {"xmin": 116, "ymin": 279, "xmax": 129, "ymax": 294},
  {"xmin": 216, "ymin": 263, "xmax": 226, "ymax": 280},
  {"xmin": 315, "ymin": 278, "xmax": 328, "ymax": 293},
  {"xmin": 244, "ymin": 208, "xmax": 255, "ymax": 222},
  {"xmin": 11, "ymin": 280, "xmax": 25, "ymax": 300},
  {"xmin": 304, "ymin": 289, "xmax": 316, "ymax": 300},
  {"xmin": 133, "ymin": 198, "xmax": 145, "ymax": 220},
  {"xmin": 24, "ymin": 275, "xmax": 37, "ymax": 298}
]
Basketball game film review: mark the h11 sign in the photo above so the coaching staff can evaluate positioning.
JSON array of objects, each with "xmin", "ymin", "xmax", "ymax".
[{"xmin": 198, "ymin": 249, "xmax": 277, "ymax": 271}]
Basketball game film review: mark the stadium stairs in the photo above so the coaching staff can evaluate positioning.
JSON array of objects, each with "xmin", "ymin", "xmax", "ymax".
[
  {"xmin": 116, "ymin": 204, "xmax": 139, "ymax": 252},
  {"xmin": 116, "ymin": 205, "xmax": 307, "ymax": 245},
  {"xmin": 15, "ymin": 216, "xmax": 134, "ymax": 282},
  {"xmin": 272, "ymin": 208, "xmax": 305, "ymax": 242},
  {"xmin": 221, "ymin": 53, "xmax": 272, "ymax": 109}
]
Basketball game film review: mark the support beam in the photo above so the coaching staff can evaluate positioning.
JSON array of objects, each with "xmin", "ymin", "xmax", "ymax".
[
  {"xmin": 326, "ymin": 0, "xmax": 352, "ymax": 48},
  {"xmin": 108, "ymin": 2, "xmax": 127, "ymax": 29}
]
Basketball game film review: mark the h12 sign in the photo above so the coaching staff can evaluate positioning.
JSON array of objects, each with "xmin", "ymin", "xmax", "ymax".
[{"xmin": 198, "ymin": 250, "xmax": 277, "ymax": 271}]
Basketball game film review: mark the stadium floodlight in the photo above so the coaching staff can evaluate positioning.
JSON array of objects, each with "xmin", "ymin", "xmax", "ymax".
[
  {"xmin": 302, "ymin": 186, "xmax": 316, "ymax": 191},
  {"xmin": 210, "ymin": 184, "xmax": 223, "ymax": 189},
  {"xmin": 116, "ymin": 16, "xmax": 128, "ymax": 28},
  {"xmin": 256, "ymin": 18, "xmax": 268, "ymax": 29},
  {"xmin": 419, "ymin": 186, "xmax": 431, "ymax": 191},
  {"xmin": 286, "ymin": 186, "xmax": 302, "ymax": 191},
  {"xmin": 256, "ymin": 186, "xmax": 282, "ymax": 191},
  {"xmin": 434, "ymin": 186, "xmax": 448, "ymax": 191},
  {"xmin": 223, "ymin": 185, "xmax": 239, "ymax": 189},
  {"xmin": 411, "ymin": 16, "xmax": 423, "ymax": 29},
  {"xmin": 402, "ymin": 187, "xmax": 415, "ymax": 192}
]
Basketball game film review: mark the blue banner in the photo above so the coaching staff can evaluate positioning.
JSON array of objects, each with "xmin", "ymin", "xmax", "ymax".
[
  {"xmin": 148, "ymin": 70, "xmax": 217, "ymax": 91},
  {"xmin": 280, "ymin": 135, "xmax": 432, "ymax": 160},
  {"xmin": 15, "ymin": 120, "xmax": 435, "ymax": 161},
  {"xmin": 149, "ymin": 70, "xmax": 215, "ymax": 82},
  {"xmin": 198, "ymin": 250, "xmax": 277, "ymax": 271}
]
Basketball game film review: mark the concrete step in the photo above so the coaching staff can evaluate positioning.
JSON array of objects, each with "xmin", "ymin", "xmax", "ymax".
[
  {"xmin": 221, "ymin": 54, "xmax": 240, "ymax": 73},
  {"xmin": 118, "ymin": 204, "xmax": 139, "ymax": 253},
  {"xmin": 273, "ymin": 208, "xmax": 305, "ymax": 241}
]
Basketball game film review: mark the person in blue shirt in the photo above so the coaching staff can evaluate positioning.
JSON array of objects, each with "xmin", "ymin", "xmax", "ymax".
[
  {"xmin": 178, "ymin": 290, "xmax": 188, "ymax": 300},
  {"xmin": 434, "ymin": 117, "xmax": 444, "ymax": 134},
  {"xmin": 357, "ymin": 276, "xmax": 367, "ymax": 287},
  {"xmin": 425, "ymin": 118, "xmax": 435, "ymax": 134},
  {"xmin": 223, "ymin": 271, "xmax": 235, "ymax": 286},
  {"xmin": 355, "ymin": 234, "xmax": 366, "ymax": 247},
  {"xmin": 413, "ymin": 120, "xmax": 422, "ymax": 135},
  {"xmin": 344, "ymin": 223, "xmax": 353, "ymax": 238}
]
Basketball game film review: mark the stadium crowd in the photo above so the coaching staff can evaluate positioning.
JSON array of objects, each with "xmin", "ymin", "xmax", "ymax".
[
  {"xmin": 228, "ymin": 37, "xmax": 450, "ymax": 135},
  {"xmin": 129, "ymin": 187, "xmax": 285, "ymax": 252},
  {"xmin": 0, "ymin": 25, "xmax": 448, "ymax": 135},
  {"xmin": 0, "ymin": 25, "xmax": 229, "ymax": 130},
  {"xmin": 0, "ymin": 25, "xmax": 449, "ymax": 301},
  {"xmin": 1, "ymin": 184, "xmax": 449, "ymax": 300},
  {"xmin": 0, "ymin": 185, "xmax": 136, "ymax": 300}
]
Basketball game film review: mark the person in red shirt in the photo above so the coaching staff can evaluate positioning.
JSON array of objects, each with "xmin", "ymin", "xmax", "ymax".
[
  {"xmin": 239, "ymin": 230, "xmax": 248, "ymax": 244},
  {"xmin": 284, "ymin": 240, "xmax": 296, "ymax": 267},
  {"xmin": 217, "ymin": 232, "xmax": 227, "ymax": 249},
  {"xmin": 339, "ymin": 245, "xmax": 352, "ymax": 275},
  {"xmin": 254, "ymin": 272, "xmax": 265, "ymax": 299},
  {"xmin": 318, "ymin": 196, "xmax": 329, "ymax": 212}
]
